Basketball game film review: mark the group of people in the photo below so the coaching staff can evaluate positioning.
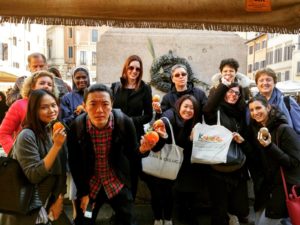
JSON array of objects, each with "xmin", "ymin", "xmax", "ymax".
[{"xmin": 0, "ymin": 53, "xmax": 299, "ymax": 225}]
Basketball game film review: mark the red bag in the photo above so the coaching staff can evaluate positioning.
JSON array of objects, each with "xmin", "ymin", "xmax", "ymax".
[{"xmin": 280, "ymin": 167, "xmax": 300, "ymax": 225}]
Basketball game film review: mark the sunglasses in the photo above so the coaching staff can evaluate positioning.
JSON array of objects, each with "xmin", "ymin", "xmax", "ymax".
[
  {"xmin": 228, "ymin": 89, "xmax": 241, "ymax": 96},
  {"xmin": 173, "ymin": 72, "xmax": 187, "ymax": 78},
  {"xmin": 128, "ymin": 66, "xmax": 141, "ymax": 72}
]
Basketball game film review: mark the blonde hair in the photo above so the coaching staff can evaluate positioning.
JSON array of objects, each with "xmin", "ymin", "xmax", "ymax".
[{"xmin": 21, "ymin": 70, "xmax": 58, "ymax": 98}]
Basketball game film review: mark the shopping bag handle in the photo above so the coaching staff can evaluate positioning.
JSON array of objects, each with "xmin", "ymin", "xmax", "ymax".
[
  {"xmin": 160, "ymin": 117, "xmax": 177, "ymax": 146},
  {"xmin": 202, "ymin": 110, "xmax": 221, "ymax": 126}
]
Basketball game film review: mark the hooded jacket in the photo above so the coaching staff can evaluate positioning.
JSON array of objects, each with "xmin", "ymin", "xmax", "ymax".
[{"xmin": 60, "ymin": 67, "xmax": 90, "ymax": 126}]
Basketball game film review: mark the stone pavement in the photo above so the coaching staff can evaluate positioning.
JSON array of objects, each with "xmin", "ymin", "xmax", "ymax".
[{"xmin": 65, "ymin": 202, "xmax": 255, "ymax": 225}]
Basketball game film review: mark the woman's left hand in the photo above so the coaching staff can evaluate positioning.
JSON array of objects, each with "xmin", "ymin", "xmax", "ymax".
[
  {"xmin": 49, "ymin": 194, "xmax": 64, "ymax": 220},
  {"xmin": 232, "ymin": 132, "xmax": 245, "ymax": 144}
]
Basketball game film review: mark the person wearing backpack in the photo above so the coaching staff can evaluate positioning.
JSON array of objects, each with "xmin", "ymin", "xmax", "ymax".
[{"xmin": 252, "ymin": 68, "xmax": 300, "ymax": 135}]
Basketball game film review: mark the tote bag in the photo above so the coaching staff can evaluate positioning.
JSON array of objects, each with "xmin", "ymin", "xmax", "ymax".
[
  {"xmin": 191, "ymin": 111, "xmax": 233, "ymax": 164},
  {"xmin": 142, "ymin": 117, "xmax": 184, "ymax": 180}
]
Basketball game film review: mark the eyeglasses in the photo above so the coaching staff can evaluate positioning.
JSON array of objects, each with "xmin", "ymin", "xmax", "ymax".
[
  {"xmin": 228, "ymin": 89, "xmax": 240, "ymax": 96},
  {"xmin": 128, "ymin": 66, "xmax": 141, "ymax": 72},
  {"xmin": 173, "ymin": 73, "xmax": 187, "ymax": 78}
]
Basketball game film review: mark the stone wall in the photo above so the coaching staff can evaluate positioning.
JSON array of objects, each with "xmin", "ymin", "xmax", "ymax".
[{"xmin": 96, "ymin": 28, "xmax": 247, "ymax": 94}]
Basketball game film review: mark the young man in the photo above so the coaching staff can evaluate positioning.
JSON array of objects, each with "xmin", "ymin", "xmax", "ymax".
[
  {"xmin": 67, "ymin": 84, "xmax": 154, "ymax": 225},
  {"xmin": 6, "ymin": 52, "xmax": 69, "ymax": 106}
]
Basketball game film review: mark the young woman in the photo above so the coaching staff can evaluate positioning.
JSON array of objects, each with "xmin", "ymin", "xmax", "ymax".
[
  {"xmin": 60, "ymin": 67, "xmax": 90, "ymax": 126},
  {"xmin": 0, "ymin": 70, "xmax": 58, "ymax": 154},
  {"xmin": 248, "ymin": 95, "xmax": 300, "ymax": 225},
  {"xmin": 111, "ymin": 55, "xmax": 153, "ymax": 199},
  {"xmin": 149, "ymin": 94, "xmax": 205, "ymax": 225},
  {"xmin": 0, "ymin": 89, "xmax": 71, "ymax": 225},
  {"xmin": 203, "ymin": 82, "xmax": 250, "ymax": 225}
]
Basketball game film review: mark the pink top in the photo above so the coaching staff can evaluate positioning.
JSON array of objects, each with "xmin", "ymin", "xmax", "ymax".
[{"xmin": 0, "ymin": 98, "xmax": 28, "ymax": 154}]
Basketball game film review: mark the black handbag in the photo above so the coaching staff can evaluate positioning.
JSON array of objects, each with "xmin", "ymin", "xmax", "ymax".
[
  {"xmin": 211, "ymin": 141, "xmax": 246, "ymax": 173},
  {"xmin": 0, "ymin": 155, "xmax": 42, "ymax": 215}
]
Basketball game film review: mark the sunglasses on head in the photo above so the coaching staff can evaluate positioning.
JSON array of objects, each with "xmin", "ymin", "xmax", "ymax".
[
  {"xmin": 128, "ymin": 66, "xmax": 141, "ymax": 72},
  {"xmin": 173, "ymin": 72, "xmax": 187, "ymax": 78}
]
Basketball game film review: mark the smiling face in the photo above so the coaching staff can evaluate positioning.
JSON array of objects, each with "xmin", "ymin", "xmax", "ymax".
[
  {"xmin": 221, "ymin": 65, "xmax": 236, "ymax": 83},
  {"xmin": 38, "ymin": 94, "xmax": 59, "ymax": 124},
  {"xmin": 224, "ymin": 86, "xmax": 240, "ymax": 104},
  {"xmin": 126, "ymin": 60, "xmax": 141, "ymax": 82},
  {"xmin": 179, "ymin": 99, "xmax": 194, "ymax": 121},
  {"xmin": 74, "ymin": 70, "xmax": 89, "ymax": 90},
  {"xmin": 84, "ymin": 91, "xmax": 112, "ymax": 129},
  {"xmin": 249, "ymin": 100, "xmax": 270, "ymax": 126},
  {"xmin": 256, "ymin": 73, "xmax": 275, "ymax": 99},
  {"xmin": 32, "ymin": 75, "xmax": 53, "ymax": 92}
]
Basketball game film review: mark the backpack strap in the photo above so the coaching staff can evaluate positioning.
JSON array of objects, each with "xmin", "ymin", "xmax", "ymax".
[{"xmin": 283, "ymin": 96, "xmax": 291, "ymax": 112}]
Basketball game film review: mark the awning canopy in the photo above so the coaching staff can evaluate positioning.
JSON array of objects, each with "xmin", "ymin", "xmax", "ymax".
[
  {"xmin": 0, "ymin": 67, "xmax": 30, "ymax": 82},
  {"xmin": 0, "ymin": 0, "xmax": 300, "ymax": 33}
]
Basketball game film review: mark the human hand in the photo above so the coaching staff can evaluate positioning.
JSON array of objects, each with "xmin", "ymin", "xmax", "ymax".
[
  {"xmin": 74, "ymin": 104, "xmax": 85, "ymax": 115},
  {"xmin": 49, "ymin": 194, "xmax": 64, "ymax": 220},
  {"xmin": 232, "ymin": 132, "xmax": 245, "ymax": 144},
  {"xmin": 152, "ymin": 102, "xmax": 162, "ymax": 114},
  {"xmin": 221, "ymin": 77, "xmax": 232, "ymax": 86},
  {"xmin": 153, "ymin": 120, "xmax": 167, "ymax": 138},
  {"xmin": 257, "ymin": 131, "xmax": 272, "ymax": 147},
  {"xmin": 80, "ymin": 195, "xmax": 90, "ymax": 213},
  {"xmin": 139, "ymin": 135, "xmax": 157, "ymax": 153},
  {"xmin": 52, "ymin": 127, "xmax": 66, "ymax": 148}
]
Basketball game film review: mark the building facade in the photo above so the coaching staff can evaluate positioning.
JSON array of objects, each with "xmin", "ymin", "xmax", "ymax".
[
  {"xmin": 47, "ymin": 25, "xmax": 108, "ymax": 82},
  {"xmin": 0, "ymin": 23, "xmax": 46, "ymax": 71},
  {"xmin": 246, "ymin": 33, "xmax": 300, "ymax": 81}
]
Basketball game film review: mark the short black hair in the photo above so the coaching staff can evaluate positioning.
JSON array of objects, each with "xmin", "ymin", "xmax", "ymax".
[
  {"xmin": 83, "ymin": 83, "xmax": 113, "ymax": 103},
  {"xmin": 219, "ymin": 58, "xmax": 239, "ymax": 72}
]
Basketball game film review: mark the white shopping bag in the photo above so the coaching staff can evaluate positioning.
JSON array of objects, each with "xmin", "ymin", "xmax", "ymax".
[
  {"xmin": 191, "ymin": 111, "xmax": 232, "ymax": 164},
  {"xmin": 142, "ymin": 117, "xmax": 184, "ymax": 180}
]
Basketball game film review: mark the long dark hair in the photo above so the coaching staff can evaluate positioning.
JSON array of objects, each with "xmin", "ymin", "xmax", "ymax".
[
  {"xmin": 175, "ymin": 94, "xmax": 199, "ymax": 126},
  {"xmin": 121, "ymin": 55, "xmax": 143, "ymax": 90},
  {"xmin": 23, "ymin": 89, "xmax": 59, "ymax": 141}
]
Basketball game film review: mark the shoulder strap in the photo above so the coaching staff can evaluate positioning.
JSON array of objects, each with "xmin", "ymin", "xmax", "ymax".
[
  {"xmin": 112, "ymin": 82, "xmax": 121, "ymax": 96},
  {"xmin": 276, "ymin": 124, "xmax": 290, "ymax": 200},
  {"xmin": 113, "ymin": 109, "xmax": 125, "ymax": 131},
  {"xmin": 283, "ymin": 96, "xmax": 291, "ymax": 112}
]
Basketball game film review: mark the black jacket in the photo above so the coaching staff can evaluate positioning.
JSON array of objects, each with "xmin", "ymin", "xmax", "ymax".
[
  {"xmin": 67, "ymin": 109, "xmax": 140, "ymax": 199},
  {"xmin": 161, "ymin": 108, "xmax": 209, "ymax": 192},
  {"xmin": 112, "ymin": 80, "xmax": 152, "ymax": 140},
  {"xmin": 249, "ymin": 107, "xmax": 300, "ymax": 217},
  {"xmin": 160, "ymin": 82, "xmax": 207, "ymax": 121}
]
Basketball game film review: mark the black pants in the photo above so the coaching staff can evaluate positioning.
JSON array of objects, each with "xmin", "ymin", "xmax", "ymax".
[
  {"xmin": 146, "ymin": 177, "xmax": 174, "ymax": 220},
  {"xmin": 209, "ymin": 174, "xmax": 249, "ymax": 225},
  {"xmin": 74, "ymin": 187, "xmax": 138, "ymax": 225}
]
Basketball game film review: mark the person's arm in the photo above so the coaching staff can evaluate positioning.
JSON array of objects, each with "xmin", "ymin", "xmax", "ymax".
[
  {"xmin": 131, "ymin": 84, "xmax": 153, "ymax": 127},
  {"xmin": 289, "ymin": 97, "xmax": 300, "ymax": 135},
  {"xmin": 0, "ymin": 101, "xmax": 23, "ymax": 153},
  {"xmin": 203, "ymin": 84, "xmax": 228, "ymax": 124},
  {"xmin": 6, "ymin": 77, "xmax": 23, "ymax": 107},
  {"xmin": 60, "ymin": 94, "xmax": 76, "ymax": 126}
]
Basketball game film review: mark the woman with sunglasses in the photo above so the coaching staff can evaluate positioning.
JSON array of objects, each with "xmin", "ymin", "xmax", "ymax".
[
  {"xmin": 248, "ymin": 95, "xmax": 300, "ymax": 225},
  {"xmin": 111, "ymin": 55, "xmax": 153, "ymax": 199},
  {"xmin": 153, "ymin": 64, "xmax": 207, "ymax": 120},
  {"xmin": 0, "ymin": 71, "xmax": 58, "ymax": 154},
  {"xmin": 203, "ymin": 82, "xmax": 251, "ymax": 225}
]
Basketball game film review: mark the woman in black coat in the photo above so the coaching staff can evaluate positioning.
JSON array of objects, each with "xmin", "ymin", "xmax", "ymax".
[
  {"xmin": 146, "ymin": 95, "xmax": 208, "ymax": 225},
  {"xmin": 203, "ymin": 82, "xmax": 250, "ymax": 225},
  {"xmin": 111, "ymin": 55, "xmax": 153, "ymax": 199},
  {"xmin": 248, "ymin": 95, "xmax": 300, "ymax": 225}
]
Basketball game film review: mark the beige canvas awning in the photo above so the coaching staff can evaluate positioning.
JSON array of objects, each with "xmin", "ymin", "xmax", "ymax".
[{"xmin": 0, "ymin": 0, "xmax": 300, "ymax": 33}]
